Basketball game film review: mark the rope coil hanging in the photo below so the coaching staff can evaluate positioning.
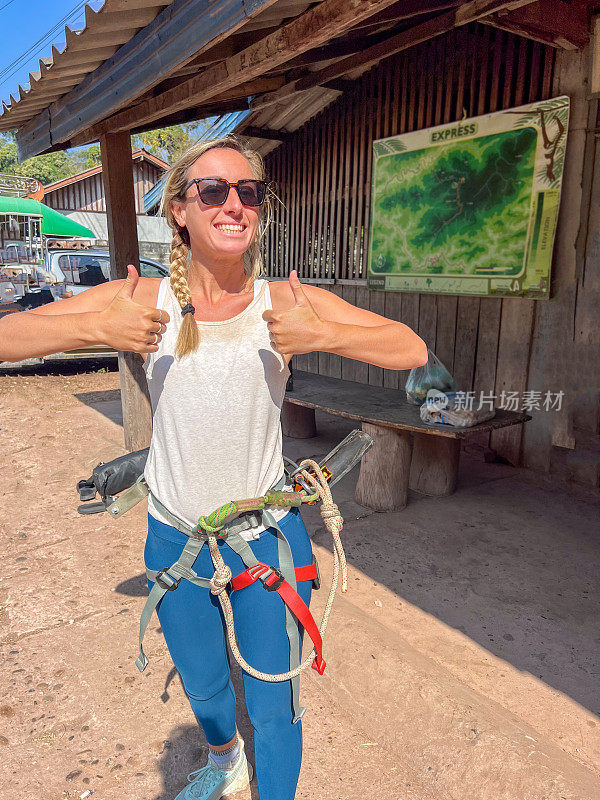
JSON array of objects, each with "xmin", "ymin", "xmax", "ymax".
[{"xmin": 198, "ymin": 459, "xmax": 347, "ymax": 682}]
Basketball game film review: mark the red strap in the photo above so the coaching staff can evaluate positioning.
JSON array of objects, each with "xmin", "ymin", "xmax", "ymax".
[
  {"xmin": 231, "ymin": 562, "xmax": 317, "ymax": 592},
  {"xmin": 230, "ymin": 562, "xmax": 325, "ymax": 674},
  {"xmin": 263, "ymin": 571, "xmax": 326, "ymax": 675}
]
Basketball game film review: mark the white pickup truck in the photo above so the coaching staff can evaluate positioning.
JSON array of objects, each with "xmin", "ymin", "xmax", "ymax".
[{"xmin": 8, "ymin": 246, "xmax": 168, "ymax": 306}]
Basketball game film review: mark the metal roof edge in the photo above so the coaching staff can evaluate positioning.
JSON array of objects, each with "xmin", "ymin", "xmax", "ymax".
[{"xmin": 12, "ymin": 0, "xmax": 279, "ymax": 160}]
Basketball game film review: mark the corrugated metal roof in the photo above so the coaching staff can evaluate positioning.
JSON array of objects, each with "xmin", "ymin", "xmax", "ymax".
[
  {"xmin": 202, "ymin": 109, "xmax": 252, "ymax": 140},
  {"xmin": 4, "ymin": 0, "xmax": 469, "ymax": 168},
  {"xmin": 0, "ymin": 1, "xmax": 174, "ymax": 132}
]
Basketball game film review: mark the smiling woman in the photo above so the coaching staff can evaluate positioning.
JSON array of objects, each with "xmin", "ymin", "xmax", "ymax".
[
  {"xmin": 0, "ymin": 134, "xmax": 425, "ymax": 800},
  {"xmin": 159, "ymin": 140, "xmax": 272, "ymax": 359}
]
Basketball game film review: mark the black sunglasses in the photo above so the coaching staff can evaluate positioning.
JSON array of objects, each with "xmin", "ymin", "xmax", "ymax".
[{"xmin": 184, "ymin": 177, "xmax": 268, "ymax": 207}]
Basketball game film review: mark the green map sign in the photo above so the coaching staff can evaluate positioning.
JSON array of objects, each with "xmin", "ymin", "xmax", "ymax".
[{"xmin": 367, "ymin": 96, "xmax": 569, "ymax": 298}]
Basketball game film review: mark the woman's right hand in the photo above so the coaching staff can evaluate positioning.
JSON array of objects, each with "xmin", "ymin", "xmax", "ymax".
[{"xmin": 96, "ymin": 265, "xmax": 170, "ymax": 353}]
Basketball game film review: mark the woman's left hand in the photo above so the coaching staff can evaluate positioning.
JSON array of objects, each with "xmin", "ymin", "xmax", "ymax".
[{"xmin": 262, "ymin": 271, "xmax": 326, "ymax": 356}]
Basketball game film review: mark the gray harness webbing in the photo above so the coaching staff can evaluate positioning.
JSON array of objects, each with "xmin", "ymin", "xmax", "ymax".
[{"xmin": 136, "ymin": 474, "xmax": 306, "ymax": 723}]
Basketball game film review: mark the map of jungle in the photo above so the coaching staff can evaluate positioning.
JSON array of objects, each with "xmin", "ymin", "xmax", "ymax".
[{"xmin": 367, "ymin": 97, "xmax": 569, "ymax": 298}]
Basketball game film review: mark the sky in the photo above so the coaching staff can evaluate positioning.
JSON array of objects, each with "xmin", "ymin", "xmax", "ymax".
[
  {"xmin": 0, "ymin": 0, "xmax": 213, "ymax": 149},
  {"xmin": 0, "ymin": 0, "xmax": 104, "ymax": 108}
]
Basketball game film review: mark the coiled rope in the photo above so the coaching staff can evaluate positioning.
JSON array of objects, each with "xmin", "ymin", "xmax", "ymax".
[{"xmin": 196, "ymin": 459, "xmax": 347, "ymax": 682}]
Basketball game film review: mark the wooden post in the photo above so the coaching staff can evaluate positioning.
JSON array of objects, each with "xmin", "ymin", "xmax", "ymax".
[
  {"xmin": 99, "ymin": 131, "xmax": 152, "ymax": 452},
  {"xmin": 281, "ymin": 401, "xmax": 317, "ymax": 438},
  {"xmin": 409, "ymin": 433, "xmax": 460, "ymax": 496},
  {"xmin": 355, "ymin": 422, "xmax": 412, "ymax": 511}
]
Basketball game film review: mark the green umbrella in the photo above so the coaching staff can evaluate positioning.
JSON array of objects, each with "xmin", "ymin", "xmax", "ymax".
[{"xmin": 0, "ymin": 195, "xmax": 94, "ymax": 238}]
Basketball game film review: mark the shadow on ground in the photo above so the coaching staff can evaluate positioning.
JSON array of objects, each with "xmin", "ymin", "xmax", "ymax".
[
  {"xmin": 147, "ymin": 668, "xmax": 258, "ymax": 800},
  {"xmin": 292, "ymin": 411, "xmax": 600, "ymax": 717}
]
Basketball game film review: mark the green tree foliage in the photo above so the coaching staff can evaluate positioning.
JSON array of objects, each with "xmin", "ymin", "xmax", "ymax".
[
  {"xmin": 0, "ymin": 131, "xmax": 99, "ymax": 184},
  {"xmin": 133, "ymin": 120, "xmax": 213, "ymax": 163},
  {"xmin": 1, "ymin": 119, "xmax": 212, "ymax": 185}
]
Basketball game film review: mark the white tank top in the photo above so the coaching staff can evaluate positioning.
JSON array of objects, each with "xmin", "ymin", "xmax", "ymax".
[{"xmin": 143, "ymin": 277, "xmax": 292, "ymax": 540}]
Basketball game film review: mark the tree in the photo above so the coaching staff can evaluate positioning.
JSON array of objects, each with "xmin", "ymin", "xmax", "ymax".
[
  {"xmin": 0, "ymin": 131, "xmax": 101, "ymax": 184},
  {"xmin": 133, "ymin": 120, "xmax": 213, "ymax": 163},
  {"xmin": 73, "ymin": 143, "xmax": 101, "ymax": 170},
  {"xmin": 0, "ymin": 138, "xmax": 18, "ymax": 173}
]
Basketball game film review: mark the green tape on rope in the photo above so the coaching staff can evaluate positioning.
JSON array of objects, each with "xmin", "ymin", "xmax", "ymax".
[{"xmin": 195, "ymin": 489, "xmax": 317, "ymax": 534}]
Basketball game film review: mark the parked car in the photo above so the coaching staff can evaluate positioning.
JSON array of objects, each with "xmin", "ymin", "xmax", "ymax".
[{"xmin": 0, "ymin": 248, "xmax": 169, "ymax": 366}]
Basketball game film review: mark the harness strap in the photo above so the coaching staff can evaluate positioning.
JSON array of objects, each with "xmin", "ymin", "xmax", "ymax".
[
  {"xmin": 136, "ymin": 535, "xmax": 208, "ymax": 671},
  {"xmin": 261, "ymin": 507, "xmax": 305, "ymax": 723},
  {"xmin": 223, "ymin": 522, "xmax": 305, "ymax": 722},
  {"xmin": 230, "ymin": 562, "xmax": 317, "ymax": 591},
  {"xmin": 137, "ymin": 475, "xmax": 310, "ymax": 721}
]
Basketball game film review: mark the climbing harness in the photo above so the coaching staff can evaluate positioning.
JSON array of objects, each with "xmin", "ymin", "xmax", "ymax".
[{"xmin": 77, "ymin": 429, "xmax": 373, "ymax": 721}]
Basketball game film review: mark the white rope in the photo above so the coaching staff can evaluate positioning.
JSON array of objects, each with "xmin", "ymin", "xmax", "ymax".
[{"xmin": 208, "ymin": 459, "xmax": 347, "ymax": 682}]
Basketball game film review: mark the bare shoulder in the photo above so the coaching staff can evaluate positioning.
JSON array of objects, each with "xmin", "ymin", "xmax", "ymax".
[{"xmin": 30, "ymin": 276, "xmax": 162, "ymax": 316}]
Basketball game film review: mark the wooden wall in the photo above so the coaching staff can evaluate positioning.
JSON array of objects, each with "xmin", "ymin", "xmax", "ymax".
[
  {"xmin": 263, "ymin": 23, "xmax": 582, "ymax": 475},
  {"xmin": 44, "ymin": 159, "xmax": 164, "ymax": 214}
]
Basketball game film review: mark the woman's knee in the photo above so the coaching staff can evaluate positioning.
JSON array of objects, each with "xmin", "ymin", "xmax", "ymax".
[
  {"xmin": 245, "ymin": 682, "xmax": 296, "ymax": 732},
  {"xmin": 178, "ymin": 668, "xmax": 233, "ymax": 703}
]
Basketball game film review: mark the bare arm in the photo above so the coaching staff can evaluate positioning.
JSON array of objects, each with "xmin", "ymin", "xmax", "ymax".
[
  {"xmin": 0, "ymin": 268, "xmax": 168, "ymax": 363},
  {"xmin": 266, "ymin": 272, "xmax": 428, "ymax": 370}
]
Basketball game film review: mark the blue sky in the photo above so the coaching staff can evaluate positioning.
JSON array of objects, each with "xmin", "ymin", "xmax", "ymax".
[
  {"xmin": 0, "ymin": 0, "xmax": 214, "ymax": 148},
  {"xmin": 0, "ymin": 0, "xmax": 104, "ymax": 106}
]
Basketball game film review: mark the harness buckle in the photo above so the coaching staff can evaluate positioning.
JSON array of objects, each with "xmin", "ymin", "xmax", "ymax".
[
  {"xmin": 260, "ymin": 567, "xmax": 285, "ymax": 592},
  {"xmin": 155, "ymin": 569, "xmax": 181, "ymax": 591}
]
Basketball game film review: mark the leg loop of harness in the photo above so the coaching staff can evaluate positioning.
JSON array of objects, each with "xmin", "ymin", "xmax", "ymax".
[{"xmin": 138, "ymin": 464, "xmax": 346, "ymax": 723}]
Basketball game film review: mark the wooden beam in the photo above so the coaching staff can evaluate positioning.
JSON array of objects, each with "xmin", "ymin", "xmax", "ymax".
[
  {"xmin": 482, "ymin": 0, "xmax": 590, "ymax": 50},
  {"xmin": 60, "ymin": 0, "xmax": 405, "ymax": 145},
  {"xmin": 68, "ymin": 77, "xmax": 284, "ymax": 147},
  {"xmin": 128, "ymin": 99, "xmax": 250, "ymax": 137},
  {"xmin": 250, "ymin": 0, "xmax": 540, "ymax": 112},
  {"xmin": 244, "ymin": 125, "xmax": 293, "ymax": 142},
  {"xmin": 99, "ymin": 130, "xmax": 151, "ymax": 452},
  {"xmin": 321, "ymin": 78, "xmax": 356, "ymax": 93},
  {"xmin": 17, "ymin": 0, "xmax": 282, "ymax": 159},
  {"xmin": 591, "ymin": 14, "xmax": 600, "ymax": 94},
  {"xmin": 352, "ymin": 0, "xmax": 459, "ymax": 30}
]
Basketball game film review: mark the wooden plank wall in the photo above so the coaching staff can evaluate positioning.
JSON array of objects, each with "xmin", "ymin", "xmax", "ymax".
[
  {"xmin": 263, "ymin": 23, "xmax": 555, "ymax": 465},
  {"xmin": 43, "ymin": 160, "xmax": 165, "ymax": 214}
]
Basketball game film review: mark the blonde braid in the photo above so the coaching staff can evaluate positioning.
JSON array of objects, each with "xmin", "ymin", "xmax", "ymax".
[{"xmin": 169, "ymin": 228, "xmax": 199, "ymax": 359}]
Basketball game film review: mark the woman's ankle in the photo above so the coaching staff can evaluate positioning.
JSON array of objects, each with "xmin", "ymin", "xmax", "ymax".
[{"xmin": 208, "ymin": 736, "xmax": 241, "ymax": 770}]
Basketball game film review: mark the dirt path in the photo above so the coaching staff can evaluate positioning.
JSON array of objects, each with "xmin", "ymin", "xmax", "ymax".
[
  {"xmin": 1, "ymin": 360, "xmax": 599, "ymax": 800},
  {"xmin": 0, "ymin": 361, "xmax": 430, "ymax": 800}
]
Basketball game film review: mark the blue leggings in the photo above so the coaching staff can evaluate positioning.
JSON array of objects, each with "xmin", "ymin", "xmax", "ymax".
[{"xmin": 144, "ymin": 506, "xmax": 313, "ymax": 800}]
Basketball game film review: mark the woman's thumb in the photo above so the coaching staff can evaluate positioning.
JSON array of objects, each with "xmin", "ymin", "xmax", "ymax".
[{"xmin": 119, "ymin": 264, "xmax": 139, "ymax": 299}]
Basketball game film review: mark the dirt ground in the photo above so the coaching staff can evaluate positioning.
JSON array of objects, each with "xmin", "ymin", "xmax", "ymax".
[{"xmin": 1, "ymin": 359, "xmax": 599, "ymax": 800}]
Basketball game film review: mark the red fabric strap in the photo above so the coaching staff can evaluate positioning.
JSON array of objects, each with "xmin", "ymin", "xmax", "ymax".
[
  {"xmin": 263, "ymin": 571, "xmax": 326, "ymax": 675},
  {"xmin": 230, "ymin": 562, "xmax": 317, "ymax": 591},
  {"xmin": 230, "ymin": 562, "xmax": 325, "ymax": 674}
]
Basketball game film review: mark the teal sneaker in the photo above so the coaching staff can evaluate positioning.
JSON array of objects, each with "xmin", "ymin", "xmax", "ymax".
[{"xmin": 174, "ymin": 739, "xmax": 253, "ymax": 799}]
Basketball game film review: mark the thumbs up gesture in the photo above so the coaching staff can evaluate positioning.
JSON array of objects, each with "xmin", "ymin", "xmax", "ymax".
[
  {"xmin": 262, "ymin": 270, "xmax": 324, "ymax": 357},
  {"xmin": 97, "ymin": 265, "xmax": 169, "ymax": 353}
]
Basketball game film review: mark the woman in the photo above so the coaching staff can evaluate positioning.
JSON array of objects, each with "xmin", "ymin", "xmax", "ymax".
[{"xmin": 0, "ymin": 135, "xmax": 427, "ymax": 800}]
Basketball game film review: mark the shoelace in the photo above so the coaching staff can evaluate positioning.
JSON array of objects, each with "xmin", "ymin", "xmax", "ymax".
[{"xmin": 185, "ymin": 760, "xmax": 228, "ymax": 799}]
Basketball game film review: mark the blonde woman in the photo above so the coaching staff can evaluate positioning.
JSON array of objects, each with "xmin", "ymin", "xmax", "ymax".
[{"xmin": 0, "ymin": 135, "xmax": 426, "ymax": 800}]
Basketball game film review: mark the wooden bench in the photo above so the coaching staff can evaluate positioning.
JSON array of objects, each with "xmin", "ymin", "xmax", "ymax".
[{"xmin": 282, "ymin": 370, "xmax": 530, "ymax": 511}]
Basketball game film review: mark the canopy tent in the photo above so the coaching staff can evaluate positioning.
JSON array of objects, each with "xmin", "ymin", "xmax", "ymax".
[{"xmin": 0, "ymin": 196, "xmax": 94, "ymax": 238}]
